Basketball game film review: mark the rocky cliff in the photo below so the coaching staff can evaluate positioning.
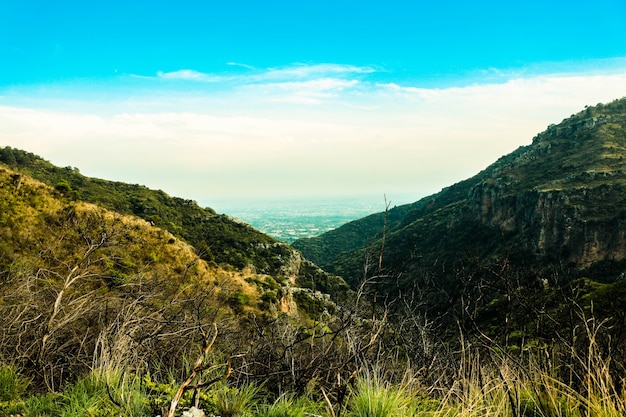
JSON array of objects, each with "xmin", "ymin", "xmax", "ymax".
[
  {"xmin": 295, "ymin": 97, "xmax": 626, "ymax": 292},
  {"xmin": 291, "ymin": 97, "xmax": 626, "ymax": 345},
  {"xmin": 460, "ymin": 106, "xmax": 626, "ymax": 269}
]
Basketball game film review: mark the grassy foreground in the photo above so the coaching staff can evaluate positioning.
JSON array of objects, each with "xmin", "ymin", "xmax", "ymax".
[{"xmin": 2, "ymin": 333, "xmax": 624, "ymax": 417}]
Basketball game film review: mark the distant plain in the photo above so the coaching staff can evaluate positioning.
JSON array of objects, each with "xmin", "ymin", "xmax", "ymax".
[{"xmin": 211, "ymin": 194, "xmax": 417, "ymax": 242}]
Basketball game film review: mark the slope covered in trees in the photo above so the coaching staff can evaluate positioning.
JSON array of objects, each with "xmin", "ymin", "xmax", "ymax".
[
  {"xmin": 0, "ymin": 157, "xmax": 417, "ymax": 416},
  {"xmin": 294, "ymin": 97, "xmax": 626, "ymax": 354},
  {"xmin": 0, "ymin": 146, "xmax": 349, "ymax": 298}
]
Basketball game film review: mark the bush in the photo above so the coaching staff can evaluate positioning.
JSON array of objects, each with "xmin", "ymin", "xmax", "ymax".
[{"xmin": 229, "ymin": 291, "xmax": 251, "ymax": 313}]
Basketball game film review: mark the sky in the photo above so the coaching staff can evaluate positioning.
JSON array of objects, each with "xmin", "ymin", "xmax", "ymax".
[{"xmin": 2, "ymin": 1, "xmax": 626, "ymax": 210}]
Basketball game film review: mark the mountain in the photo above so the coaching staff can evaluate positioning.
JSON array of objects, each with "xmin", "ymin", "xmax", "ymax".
[
  {"xmin": 0, "ymin": 147, "xmax": 349, "ymax": 297},
  {"xmin": 4, "ymin": 99, "xmax": 626, "ymax": 412},
  {"xmin": 293, "ymin": 97, "xmax": 626, "ymax": 346},
  {"xmin": 0, "ymin": 149, "xmax": 350, "ymax": 392}
]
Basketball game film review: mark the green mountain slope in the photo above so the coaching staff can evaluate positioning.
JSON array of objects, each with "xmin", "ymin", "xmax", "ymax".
[
  {"xmin": 0, "ymin": 148, "xmax": 281, "ymax": 272},
  {"xmin": 293, "ymin": 97, "xmax": 626, "ymax": 345},
  {"xmin": 0, "ymin": 147, "xmax": 349, "ymax": 297},
  {"xmin": 295, "ymin": 98, "xmax": 626, "ymax": 280},
  {"xmin": 0, "ymin": 164, "xmax": 260, "ymax": 388},
  {"xmin": 0, "ymin": 160, "xmax": 358, "ymax": 396},
  {"xmin": 4, "ymin": 101, "xmax": 626, "ymax": 413}
]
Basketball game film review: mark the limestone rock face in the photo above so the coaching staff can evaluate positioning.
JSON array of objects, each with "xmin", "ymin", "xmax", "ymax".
[
  {"xmin": 295, "ymin": 98, "xmax": 626, "ymax": 289},
  {"xmin": 465, "ymin": 181, "xmax": 626, "ymax": 267},
  {"xmin": 455, "ymin": 107, "xmax": 626, "ymax": 268}
]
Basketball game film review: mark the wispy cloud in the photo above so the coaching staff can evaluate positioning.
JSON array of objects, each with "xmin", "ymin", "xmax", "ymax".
[
  {"xmin": 244, "ymin": 78, "xmax": 361, "ymax": 104},
  {"xmin": 226, "ymin": 62, "xmax": 257, "ymax": 70},
  {"xmin": 3, "ymin": 62, "xmax": 626, "ymax": 201},
  {"xmin": 152, "ymin": 63, "xmax": 376, "ymax": 84},
  {"xmin": 155, "ymin": 69, "xmax": 226, "ymax": 82},
  {"xmin": 258, "ymin": 63, "xmax": 377, "ymax": 80},
  {"xmin": 147, "ymin": 63, "xmax": 377, "ymax": 105}
]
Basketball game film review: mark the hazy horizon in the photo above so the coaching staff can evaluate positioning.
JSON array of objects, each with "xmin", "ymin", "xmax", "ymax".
[
  {"xmin": 210, "ymin": 193, "xmax": 404, "ymax": 242},
  {"xmin": 205, "ymin": 191, "xmax": 420, "ymax": 213}
]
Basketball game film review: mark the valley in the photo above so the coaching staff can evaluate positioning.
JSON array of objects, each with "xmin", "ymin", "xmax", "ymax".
[
  {"xmin": 2, "ymin": 98, "xmax": 626, "ymax": 416},
  {"xmin": 216, "ymin": 196, "xmax": 393, "ymax": 242}
]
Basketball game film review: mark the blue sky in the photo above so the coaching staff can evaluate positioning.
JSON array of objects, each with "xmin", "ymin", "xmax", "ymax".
[{"xmin": 2, "ymin": 1, "xmax": 626, "ymax": 208}]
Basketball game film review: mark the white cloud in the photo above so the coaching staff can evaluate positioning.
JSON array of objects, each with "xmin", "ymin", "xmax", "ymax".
[
  {"xmin": 258, "ymin": 63, "xmax": 377, "ymax": 80},
  {"xmin": 156, "ymin": 69, "xmax": 225, "ymax": 82},
  {"xmin": 2, "ymin": 66, "xmax": 626, "ymax": 203},
  {"xmin": 148, "ymin": 63, "xmax": 376, "ymax": 86},
  {"xmin": 244, "ymin": 78, "xmax": 361, "ymax": 104},
  {"xmin": 226, "ymin": 62, "xmax": 257, "ymax": 70}
]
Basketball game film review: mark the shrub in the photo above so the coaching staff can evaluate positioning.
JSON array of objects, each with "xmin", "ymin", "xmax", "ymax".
[{"xmin": 229, "ymin": 291, "xmax": 251, "ymax": 313}]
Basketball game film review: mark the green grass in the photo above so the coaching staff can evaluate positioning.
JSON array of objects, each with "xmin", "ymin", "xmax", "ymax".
[
  {"xmin": 345, "ymin": 375, "xmax": 414, "ymax": 417},
  {"xmin": 0, "ymin": 365, "xmax": 29, "ymax": 402},
  {"xmin": 255, "ymin": 394, "xmax": 319, "ymax": 417},
  {"xmin": 210, "ymin": 382, "xmax": 263, "ymax": 417},
  {"xmin": 1, "ymin": 348, "xmax": 625, "ymax": 417}
]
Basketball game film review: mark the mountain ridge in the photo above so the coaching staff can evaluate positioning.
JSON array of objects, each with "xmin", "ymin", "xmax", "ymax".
[
  {"xmin": 0, "ymin": 146, "xmax": 350, "ymax": 298},
  {"xmin": 293, "ymin": 97, "xmax": 626, "ymax": 348},
  {"xmin": 3, "ymin": 99, "xmax": 626, "ymax": 413},
  {"xmin": 294, "ymin": 97, "xmax": 626, "ymax": 282}
]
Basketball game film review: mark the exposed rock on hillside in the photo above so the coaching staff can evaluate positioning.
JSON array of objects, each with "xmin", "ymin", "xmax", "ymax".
[
  {"xmin": 293, "ymin": 98, "xmax": 626, "ymax": 345},
  {"xmin": 296, "ymin": 98, "xmax": 626, "ymax": 282}
]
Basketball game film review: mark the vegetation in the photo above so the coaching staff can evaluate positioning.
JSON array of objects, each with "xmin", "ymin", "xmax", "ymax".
[
  {"xmin": 2, "ymin": 323, "xmax": 626, "ymax": 416},
  {"xmin": 294, "ymin": 97, "xmax": 626, "ymax": 340},
  {"xmin": 0, "ymin": 146, "xmax": 296, "ymax": 275},
  {"xmin": 3, "ymin": 98, "xmax": 626, "ymax": 415}
]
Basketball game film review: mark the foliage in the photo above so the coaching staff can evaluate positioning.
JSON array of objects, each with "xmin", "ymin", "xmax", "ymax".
[
  {"xmin": 255, "ymin": 393, "xmax": 319, "ymax": 417},
  {"xmin": 0, "ymin": 318, "xmax": 625, "ymax": 417},
  {"xmin": 0, "ymin": 146, "xmax": 302, "ymax": 276},
  {"xmin": 3, "ymin": 99, "xmax": 626, "ymax": 416},
  {"xmin": 293, "ymin": 97, "xmax": 626, "ymax": 348}
]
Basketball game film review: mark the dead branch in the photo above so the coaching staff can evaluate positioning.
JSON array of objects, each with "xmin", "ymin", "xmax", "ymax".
[{"xmin": 167, "ymin": 322, "xmax": 230, "ymax": 417}]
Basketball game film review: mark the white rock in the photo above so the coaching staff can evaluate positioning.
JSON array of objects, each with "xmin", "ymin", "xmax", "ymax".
[{"xmin": 182, "ymin": 407, "xmax": 205, "ymax": 417}]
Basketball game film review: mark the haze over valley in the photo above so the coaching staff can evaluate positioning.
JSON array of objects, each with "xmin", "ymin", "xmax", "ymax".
[{"xmin": 214, "ymin": 195, "xmax": 413, "ymax": 242}]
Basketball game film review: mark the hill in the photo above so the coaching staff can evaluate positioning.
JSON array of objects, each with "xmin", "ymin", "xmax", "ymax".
[
  {"xmin": 0, "ymin": 153, "xmax": 358, "ymax": 399},
  {"xmin": 293, "ymin": 97, "xmax": 626, "ymax": 348},
  {"xmin": 0, "ymin": 146, "xmax": 348, "ymax": 297}
]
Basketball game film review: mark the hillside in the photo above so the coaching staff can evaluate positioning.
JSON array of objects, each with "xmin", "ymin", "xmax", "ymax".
[
  {"xmin": 0, "ymin": 165, "xmax": 286, "ymax": 386},
  {"xmin": 293, "ymin": 97, "xmax": 626, "ymax": 347},
  {"xmin": 0, "ymin": 153, "xmax": 367, "ymax": 406},
  {"xmin": 0, "ymin": 147, "xmax": 348, "ymax": 298}
]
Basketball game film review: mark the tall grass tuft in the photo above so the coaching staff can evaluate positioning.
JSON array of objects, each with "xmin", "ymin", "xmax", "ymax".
[
  {"xmin": 20, "ymin": 392, "xmax": 60, "ymax": 417},
  {"xmin": 430, "ymin": 317, "xmax": 626, "ymax": 417},
  {"xmin": 95, "ymin": 366, "xmax": 150, "ymax": 417},
  {"xmin": 255, "ymin": 393, "xmax": 319, "ymax": 417},
  {"xmin": 57, "ymin": 368, "xmax": 150, "ymax": 417},
  {"xmin": 346, "ymin": 374, "xmax": 413, "ymax": 417},
  {"xmin": 0, "ymin": 364, "xmax": 29, "ymax": 402},
  {"xmin": 210, "ymin": 382, "xmax": 263, "ymax": 417},
  {"xmin": 59, "ymin": 374, "xmax": 105, "ymax": 417}
]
